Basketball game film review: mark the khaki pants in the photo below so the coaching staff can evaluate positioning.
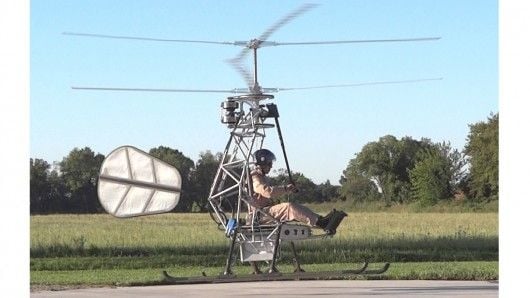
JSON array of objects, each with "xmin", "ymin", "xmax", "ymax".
[{"xmin": 259, "ymin": 202, "xmax": 319, "ymax": 226}]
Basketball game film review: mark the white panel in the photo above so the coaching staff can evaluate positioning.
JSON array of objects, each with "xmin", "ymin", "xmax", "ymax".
[
  {"xmin": 98, "ymin": 180, "xmax": 129, "ymax": 214},
  {"xmin": 154, "ymin": 159, "xmax": 181, "ymax": 186},
  {"xmin": 128, "ymin": 147, "xmax": 155, "ymax": 183},
  {"xmin": 240, "ymin": 240, "xmax": 275, "ymax": 262},
  {"xmin": 280, "ymin": 224, "xmax": 311, "ymax": 240},
  {"xmin": 100, "ymin": 147, "xmax": 130, "ymax": 179},
  {"xmin": 115, "ymin": 187, "xmax": 153, "ymax": 217},
  {"xmin": 145, "ymin": 191, "xmax": 180, "ymax": 213},
  {"xmin": 97, "ymin": 146, "xmax": 182, "ymax": 218}
]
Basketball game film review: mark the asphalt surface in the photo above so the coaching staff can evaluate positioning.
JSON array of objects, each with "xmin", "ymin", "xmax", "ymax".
[{"xmin": 31, "ymin": 280, "xmax": 498, "ymax": 297}]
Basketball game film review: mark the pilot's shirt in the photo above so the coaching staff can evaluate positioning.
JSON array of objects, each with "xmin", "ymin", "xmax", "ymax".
[{"xmin": 250, "ymin": 168, "xmax": 289, "ymax": 208}]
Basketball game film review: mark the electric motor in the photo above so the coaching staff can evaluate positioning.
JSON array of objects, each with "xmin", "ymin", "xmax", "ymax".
[{"xmin": 220, "ymin": 100, "xmax": 239, "ymax": 124}]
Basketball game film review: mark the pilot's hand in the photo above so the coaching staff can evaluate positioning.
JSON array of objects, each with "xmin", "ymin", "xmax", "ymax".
[{"xmin": 286, "ymin": 184, "xmax": 298, "ymax": 193}]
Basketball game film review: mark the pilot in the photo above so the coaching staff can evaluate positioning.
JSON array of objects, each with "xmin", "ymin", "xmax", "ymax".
[{"xmin": 250, "ymin": 148, "xmax": 347, "ymax": 235}]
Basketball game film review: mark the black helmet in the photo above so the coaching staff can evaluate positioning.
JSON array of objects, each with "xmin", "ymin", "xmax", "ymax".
[{"xmin": 254, "ymin": 149, "xmax": 276, "ymax": 166}]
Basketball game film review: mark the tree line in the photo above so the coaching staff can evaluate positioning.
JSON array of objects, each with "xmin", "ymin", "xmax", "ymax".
[{"xmin": 30, "ymin": 113, "xmax": 498, "ymax": 214}]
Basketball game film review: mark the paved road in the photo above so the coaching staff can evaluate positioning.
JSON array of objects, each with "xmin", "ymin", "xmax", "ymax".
[{"xmin": 32, "ymin": 280, "xmax": 498, "ymax": 297}]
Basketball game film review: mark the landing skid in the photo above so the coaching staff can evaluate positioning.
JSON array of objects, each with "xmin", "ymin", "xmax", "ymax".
[{"xmin": 161, "ymin": 262, "xmax": 390, "ymax": 285}]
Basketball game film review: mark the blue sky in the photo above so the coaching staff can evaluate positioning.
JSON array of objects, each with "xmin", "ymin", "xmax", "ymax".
[{"xmin": 30, "ymin": 0, "xmax": 498, "ymax": 184}]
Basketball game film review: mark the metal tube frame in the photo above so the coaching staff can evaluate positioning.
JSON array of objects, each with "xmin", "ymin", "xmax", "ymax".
[{"xmin": 208, "ymin": 94, "xmax": 309, "ymax": 275}]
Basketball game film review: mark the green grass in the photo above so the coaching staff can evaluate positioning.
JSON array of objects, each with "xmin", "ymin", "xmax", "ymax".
[
  {"xmin": 31, "ymin": 213, "xmax": 497, "ymax": 252},
  {"xmin": 305, "ymin": 199, "xmax": 498, "ymax": 213},
  {"xmin": 30, "ymin": 212, "xmax": 498, "ymax": 287}
]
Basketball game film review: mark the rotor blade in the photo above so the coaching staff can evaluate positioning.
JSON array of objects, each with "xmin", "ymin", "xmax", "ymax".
[
  {"xmin": 71, "ymin": 86, "xmax": 250, "ymax": 94},
  {"xmin": 226, "ymin": 57, "xmax": 253, "ymax": 87},
  {"xmin": 227, "ymin": 46, "xmax": 254, "ymax": 88},
  {"xmin": 264, "ymin": 78, "xmax": 443, "ymax": 92},
  {"xmin": 72, "ymin": 78, "xmax": 442, "ymax": 94},
  {"xmin": 258, "ymin": 3, "xmax": 318, "ymax": 42},
  {"xmin": 63, "ymin": 32, "xmax": 239, "ymax": 46},
  {"xmin": 226, "ymin": 4, "xmax": 317, "ymax": 88},
  {"xmin": 264, "ymin": 37, "xmax": 441, "ymax": 47}
]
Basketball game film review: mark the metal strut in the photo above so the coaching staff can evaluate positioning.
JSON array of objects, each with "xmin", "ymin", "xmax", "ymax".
[
  {"xmin": 274, "ymin": 117, "xmax": 294, "ymax": 184},
  {"xmin": 268, "ymin": 224, "xmax": 282, "ymax": 273},
  {"xmin": 267, "ymin": 104, "xmax": 296, "ymax": 188},
  {"xmin": 223, "ymin": 227, "xmax": 239, "ymax": 276},
  {"xmin": 290, "ymin": 241, "xmax": 305, "ymax": 273}
]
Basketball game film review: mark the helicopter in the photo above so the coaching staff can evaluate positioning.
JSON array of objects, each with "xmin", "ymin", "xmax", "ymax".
[{"xmin": 70, "ymin": 3, "xmax": 440, "ymax": 283}]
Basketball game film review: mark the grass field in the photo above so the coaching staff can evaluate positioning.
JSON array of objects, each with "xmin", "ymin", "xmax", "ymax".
[{"xmin": 30, "ymin": 211, "xmax": 498, "ymax": 288}]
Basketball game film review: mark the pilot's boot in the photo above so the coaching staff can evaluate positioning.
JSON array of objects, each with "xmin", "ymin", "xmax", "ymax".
[
  {"xmin": 315, "ymin": 209, "xmax": 336, "ymax": 229},
  {"xmin": 323, "ymin": 210, "xmax": 348, "ymax": 235}
]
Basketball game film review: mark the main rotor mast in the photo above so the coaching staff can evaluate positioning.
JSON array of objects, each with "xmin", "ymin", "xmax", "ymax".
[{"xmin": 252, "ymin": 46, "xmax": 260, "ymax": 94}]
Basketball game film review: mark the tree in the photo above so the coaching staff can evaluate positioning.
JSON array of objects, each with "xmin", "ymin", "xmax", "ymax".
[
  {"xmin": 30, "ymin": 158, "xmax": 51, "ymax": 213},
  {"xmin": 270, "ymin": 169, "xmax": 321, "ymax": 203},
  {"xmin": 317, "ymin": 180, "xmax": 340, "ymax": 202},
  {"xmin": 60, "ymin": 147, "xmax": 104, "ymax": 213},
  {"xmin": 409, "ymin": 142, "xmax": 466, "ymax": 205},
  {"xmin": 149, "ymin": 146, "xmax": 195, "ymax": 212},
  {"xmin": 339, "ymin": 168, "xmax": 379, "ymax": 202},
  {"xmin": 47, "ymin": 168, "xmax": 68, "ymax": 213},
  {"xmin": 190, "ymin": 151, "xmax": 222, "ymax": 211},
  {"xmin": 340, "ymin": 135, "xmax": 434, "ymax": 204},
  {"xmin": 464, "ymin": 113, "xmax": 499, "ymax": 201}
]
